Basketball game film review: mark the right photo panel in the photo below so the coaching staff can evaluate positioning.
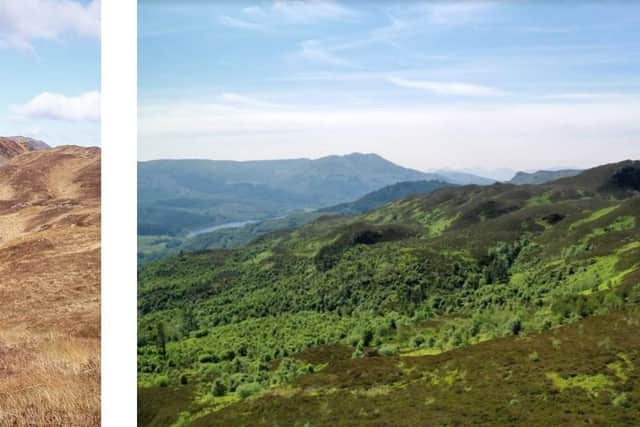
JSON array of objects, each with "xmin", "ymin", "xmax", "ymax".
[{"xmin": 137, "ymin": 1, "xmax": 640, "ymax": 426}]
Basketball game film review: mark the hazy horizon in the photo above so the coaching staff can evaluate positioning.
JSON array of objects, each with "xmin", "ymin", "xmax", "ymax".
[
  {"xmin": 137, "ymin": 150, "xmax": 616, "ymax": 182},
  {"xmin": 139, "ymin": 1, "xmax": 640, "ymax": 170}
]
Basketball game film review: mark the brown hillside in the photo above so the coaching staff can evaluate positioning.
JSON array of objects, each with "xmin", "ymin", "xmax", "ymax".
[
  {"xmin": 0, "ymin": 143, "xmax": 100, "ymax": 426},
  {"xmin": 0, "ymin": 136, "xmax": 50, "ymax": 166}
]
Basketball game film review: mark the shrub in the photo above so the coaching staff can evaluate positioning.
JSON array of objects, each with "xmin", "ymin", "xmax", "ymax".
[
  {"xmin": 212, "ymin": 379, "xmax": 227, "ymax": 397},
  {"xmin": 361, "ymin": 328, "xmax": 375, "ymax": 347},
  {"xmin": 199, "ymin": 354, "xmax": 219, "ymax": 364},
  {"xmin": 427, "ymin": 336, "xmax": 437, "ymax": 348},
  {"xmin": 612, "ymin": 392, "xmax": 629, "ymax": 408},
  {"xmin": 378, "ymin": 344, "xmax": 399, "ymax": 357},
  {"xmin": 411, "ymin": 335, "xmax": 425, "ymax": 348},
  {"xmin": 193, "ymin": 329, "xmax": 209, "ymax": 338},
  {"xmin": 510, "ymin": 319, "xmax": 522, "ymax": 335},
  {"xmin": 352, "ymin": 343, "xmax": 365, "ymax": 359},
  {"xmin": 237, "ymin": 382, "xmax": 262, "ymax": 399},
  {"xmin": 156, "ymin": 375, "xmax": 169, "ymax": 387}
]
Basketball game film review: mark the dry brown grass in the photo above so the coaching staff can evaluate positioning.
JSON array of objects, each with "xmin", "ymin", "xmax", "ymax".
[
  {"xmin": 0, "ymin": 332, "xmax": 100, "ymax": 426},
  {"xmin": 0, "ymin": 144, "xmax": 101, "ymax": 426}
]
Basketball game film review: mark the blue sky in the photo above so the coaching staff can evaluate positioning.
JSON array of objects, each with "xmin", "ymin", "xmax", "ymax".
[
  {"xmin": 0, "ymin": 0, "xmax": 100, "ymax": 147},
  {"xmin": 139, "ymin": 1, "xmax": 640, "ymax": 175}
]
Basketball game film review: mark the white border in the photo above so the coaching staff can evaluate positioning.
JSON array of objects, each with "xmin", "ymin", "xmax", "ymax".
[{"xmin": 101, "ymin": 0, "xmax": 137, "ymax": 424}]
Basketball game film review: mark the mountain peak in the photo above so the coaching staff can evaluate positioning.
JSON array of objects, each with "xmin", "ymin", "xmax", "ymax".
[{"xmin": 0, "ymin": 136, "xmax": 50, "ymax": 165}]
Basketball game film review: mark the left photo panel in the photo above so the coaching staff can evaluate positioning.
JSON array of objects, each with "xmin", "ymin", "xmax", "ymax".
[{"xmin": 0, "ymin": 1, "xmax": 101, "ymax": 425}]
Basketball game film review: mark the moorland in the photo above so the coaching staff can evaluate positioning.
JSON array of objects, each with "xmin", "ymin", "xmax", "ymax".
[{"xmin": 0, "ymin": 137, "xmax": 101, "ymax": 426}]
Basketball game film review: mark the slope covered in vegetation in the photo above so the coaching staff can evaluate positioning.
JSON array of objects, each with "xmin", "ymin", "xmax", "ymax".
[
  {"xmin": 138, "ymin": 160, "xmax": 640, "ymax": 426},
  {"xmin": 138, "ymin": 180, "xmax": 454, "ymax": 264},
  {"xmin": 509, "ymin": 169, "xmax": 582, "ymax": 185}
]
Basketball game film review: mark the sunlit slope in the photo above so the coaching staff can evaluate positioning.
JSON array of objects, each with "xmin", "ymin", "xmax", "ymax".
[
  {"xmin": 138, "ymin": 160, "xmax": 640, "ymax": 426},
  {"xmin": 0, "ymin": 144, "xmax": 101, "ymax": 426}
]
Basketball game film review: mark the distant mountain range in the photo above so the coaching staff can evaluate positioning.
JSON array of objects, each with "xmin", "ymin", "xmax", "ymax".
[
  {"xmin": 138, "ymin": 153, "xmax": 492, "ymax": 236},
  {"xmin": 509, "ymin": 169, "xmax": 582, "ymax": 185}
]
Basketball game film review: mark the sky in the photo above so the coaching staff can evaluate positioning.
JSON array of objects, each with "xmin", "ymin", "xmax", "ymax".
[
  {"xmin": 138, "ymin": 0, "xmax": 640, "ymax": 175},
  {"xmin": 0, "ymin": 0, "xmax": 100, "ymax": 147}
]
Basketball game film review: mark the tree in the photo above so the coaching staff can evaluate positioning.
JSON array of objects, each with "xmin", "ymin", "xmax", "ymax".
[
  {"xmin": 156, "ymin": 322, "xmax": 167, "ymax": 360},
  {"xmin": 181, "ymin": 307, "xmax": 198, "ymax": 336}
]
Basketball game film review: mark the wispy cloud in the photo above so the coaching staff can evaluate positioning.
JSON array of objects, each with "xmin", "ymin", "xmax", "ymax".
[
  {"xmin": 12, "ymin": 91, "xmax": 101, "ymax": 121},
  {"xmin": 387, "ymin": 77, "xmax": 506, "ymax": 97},
  {"xmin": 218, "ymin": 16, "xmax": 266, "ymax": 32},
  {"xmin": 219, "ymin": 0, "xmax": 352, "ymax": 31},
  {"xmin": 218, "ymin": 93, "xmax": 283, "ymax": 109},
  {"xmin": 271, "ymin": 0, "xmax": 352, "ymax": 23},
  {"xmin": 0, "ymin": 0, "xmax": 100, "ymax": 52},
  {"xmin": 298, "ymin": 39, "xmax": 355, "ymax": 67},
  {"xmin": 425, "ymin": 2, "xmax": 496, "ymax": 25},
  {"xmin": 538, "ymin": 92, "xmax": 640, "ymax": 102}
]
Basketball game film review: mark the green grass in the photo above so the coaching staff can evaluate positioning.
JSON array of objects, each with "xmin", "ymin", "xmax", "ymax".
[
  {"xmin": 570, "ymin": 205, "xmax": 620, "ymax": 230},
  {"xmin": 546, "ymin": 371, "xmax": 611, "ymax": 395}
]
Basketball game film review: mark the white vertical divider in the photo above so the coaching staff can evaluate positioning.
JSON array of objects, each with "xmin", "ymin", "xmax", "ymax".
[{"xmin": 101, "ymin": 0, "xmax": 137, "ymax": 424}]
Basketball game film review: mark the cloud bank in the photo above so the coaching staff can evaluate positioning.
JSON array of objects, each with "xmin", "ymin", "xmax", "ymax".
[{"xmin": 138, "ymin": 98, "xmax": 640, "ymax": 170}]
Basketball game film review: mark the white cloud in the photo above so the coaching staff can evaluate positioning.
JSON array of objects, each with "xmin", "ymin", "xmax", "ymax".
[
  {"xmin": 0, "ymin": 0, "xmax": 100, "ymax": 51},
  {"xmin": 219, "ymin": 0, "xmax": 352, "ymax": 31},
  {"xmin": 138, "ymin": 100, "xmax": 640, "ymax": 170},
  {"xmin": 12, "ymin": 91, "xmax": 101, "ymax": 121},
  {"xmin": 387, "ymin": 77, "xmax": 506, "ymax": 97}
]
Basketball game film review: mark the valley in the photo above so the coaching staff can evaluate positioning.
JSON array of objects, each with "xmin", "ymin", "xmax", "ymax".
[{"xmin": 138, "ymin": 159, "xmax": 640, "ymax": 426}]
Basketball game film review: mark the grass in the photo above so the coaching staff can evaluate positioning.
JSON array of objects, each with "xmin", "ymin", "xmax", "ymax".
[
  {"xmin": 545, "ymin": 371, "xmax": 611, "ymax": 396},
  {"xmin": 527, "ymin": 192, "xmax": 551, "ymax": 206},
  {"xmin": 0, "ymin": 331, "xmax": 100, "ymax": 426},
  {"xmin": 570, "ymin": 205, "xmax": 620, "ymax": 230}
]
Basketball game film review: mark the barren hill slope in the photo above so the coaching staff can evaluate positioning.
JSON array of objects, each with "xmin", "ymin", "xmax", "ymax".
[
  {"xmin": 0, "ymin": 136, "xmax": 49, "ymax": 165},
  {"xmin": 0, "ymin": 143, "xmax": 101, "ymax": 426}
]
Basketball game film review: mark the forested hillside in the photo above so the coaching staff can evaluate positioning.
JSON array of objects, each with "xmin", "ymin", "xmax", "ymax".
[
  {"xmin": 138, "ymin": 180, "xmax": 454, "ymax": 264},
  {"xmin": 138, "ymin": 160, "xmax": 640, "ymax": 426}
]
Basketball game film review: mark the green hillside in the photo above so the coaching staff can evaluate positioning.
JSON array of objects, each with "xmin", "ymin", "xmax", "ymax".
[
  {"xmin": 138, "ymin": 180, "xmax": 454, "ymax": 264},
  {"xmin": 510, "ymin": 169, "xmax": 582, "ymax": 185},
  {"xmin": 138, "ymin": 160, "xmax": 640, "ymax": 426}
]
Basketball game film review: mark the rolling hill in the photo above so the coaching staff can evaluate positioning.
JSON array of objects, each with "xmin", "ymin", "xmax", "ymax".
[
  {"xmin": 138, "ymin": 160, "xmax": 640, "ymax": 426},
  {"xmin": 0, "ymin": 136, "xmax": 49, "ymax": 165},
  {"xmin": 138, "ymin": 153, "xmax": 489, "ymax": 236},
  {"xmin": 0, "ymin": 141, "xmax": 101, "ymax": 426},
  {"xmin": 138, "ymin": 180, "xmax": 455, "ymax": 264},
  {"xmin": 509, "ymin": 168, "xmax": 582, "ymax": 185}
]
